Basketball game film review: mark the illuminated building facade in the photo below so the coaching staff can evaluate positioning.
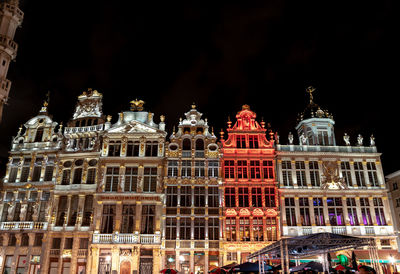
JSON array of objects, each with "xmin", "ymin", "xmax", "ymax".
[
  {"xmin": 277, "ymin": 88, "xmax": 398, "ymax": 264},
  {"xmin": 0, "ymin": 100, "xmax": 63, "ymax": 274},
  {"xmin": 0, "ymin": 0, "xmax": 23, "ymax": 122},
  {"xmin": 162, "ymin": 104, "xmax": 221, "ymax": 274},
  {"xmin": 220, "ymin": 105, "xmax": 278, "ymax": 266},
  {"xmin": 90, "ymin": 98, "xmax": 166, "ymax": 274}
]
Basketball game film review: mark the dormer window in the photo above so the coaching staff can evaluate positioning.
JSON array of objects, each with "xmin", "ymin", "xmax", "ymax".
[
  {"xmin": 196, "ymin": 127, "xmax": 203, "ymax": 134},
  {"xmin": 249, "ymin": 135, "xmax": 259, "ymax": 149},
  {"xmin": 195, "ymin": 139, "xmax": 204, "ymax": 150},
  {"xmin": 108, "ymin": 141, "xmax": 121, "ymax": 157},
  {"xmin": 183, "ymin": 127, "xmax": 190, "ymax": 134},
  {"xmin": 182, "ymin": 138, "xmax": 191, "ymax": 151},
  {"xmin": 145, "ymin": 141, "xmax": 158, "ymax": 157},
  {"xmin": 236, "ymin": 135, "xmax": 246, "ymax": 148},
  {"xmin": 127, "ymin": 141, "xmax": 140, "ymax": 157},
  {"xmin": 34, "ymin": 127, "xmax": 44, "ymax": 142}
]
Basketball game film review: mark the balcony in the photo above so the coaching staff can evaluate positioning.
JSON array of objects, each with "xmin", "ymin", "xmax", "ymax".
[
  {"xmin": 277, "ymin": 144, "xmax": 377, "ymax": 154},
  {"xmin": 92, "ymin": 232, "xmax": 161, "ymax": 244},
  {"xmin": 0, "ymin": 34, "xmax": 18, "ymax": 57},
  {"xmin": 182, "ymin": 151, "xmax": 191, "ymax": 158},
  {"xmin": 332, "ymin": 226, "xmax": 347, "ymax": 235},
  {"xmin": 0, "ymin": 221, "xmax": 48, "ymax": 230},
  {"xmin": 77, "ymin": 249, "xmax": 88, "ymax": 257},
  {"xmin": 64, "ymin": 124, "xmax": 104, "ymax": 134}
]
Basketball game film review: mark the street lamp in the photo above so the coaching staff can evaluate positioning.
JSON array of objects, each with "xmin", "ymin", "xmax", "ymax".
[{"xmin": 389, "ymin": 255, "xmax": 396, "ymax": 272}]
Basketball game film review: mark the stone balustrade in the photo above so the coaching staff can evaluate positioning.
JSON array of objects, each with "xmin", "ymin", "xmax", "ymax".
[
  {"xmin": 64, "ymin": 124, "xmax": 104, "ymax": 134},
  {"xmin": 92, "ymin": 232, "xmax": 161, "ymax": 244},
  {"xmin": 0, "ymin": 221, "xmax": 48, "ymax": 230}
]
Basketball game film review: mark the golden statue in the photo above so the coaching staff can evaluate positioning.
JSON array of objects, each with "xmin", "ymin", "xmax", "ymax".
[
  {"xmin": 306, "ymin": 86, "xmax": 316, "ymax": 103},
  {"xmin": 130, "ymin": 99, "xmax": 145, "ymax": 111}
]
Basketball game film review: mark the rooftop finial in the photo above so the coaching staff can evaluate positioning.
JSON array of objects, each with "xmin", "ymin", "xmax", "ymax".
[
  {"xmin": 191, "ymin": 102, "xmax": 196, "ymax": 109},
  {"xmin": 130, "ymin": 99, "xmax": 145, "ymax": 111},
  {"xmin": 306, "ymin": 86, "xmax": 316, "ymax": 104},
  {"xmin": 39, "ymin": 91, "xmax": 50, "ymax": 113}
]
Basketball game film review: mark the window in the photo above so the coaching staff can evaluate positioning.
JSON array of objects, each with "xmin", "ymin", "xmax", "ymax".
[
  {"xmin": 56, "ymin": 196, "xmax": 67, "ymax": 226},
  {"xmin": 181, "ymin": 160, "xmax": 191, "ymax": 178},
  {"xmin": 265, "ymin": 217, "xmax": 277, "ymax": 241},
  {"xmin": 145, "ymin": 141, "xmax": 158, "ymax": 157},
  {"xmin": 8, "ymin": 166, "xmax": 18, "ymax": 182},
  {"xmin": 317, "ymin": 130, "xmax": 329, "ymax": 146},
  {"xmin": 253, "ymin": 217, "xmax": 263, "ymax": 241},
  {"xmin": 367, "ymin": 162, "xmax": 379, "ymax": 187},
  {"xmin": 72, "ymin": 168, "xmax": 83, "ymax": 184},
  {"xmin": 194, "ymin": 187, "xmax": 205, "ymax": 207},
  {"xmin": 68, "ymin": 195, "xmax": 79, "ymax": 226},
  {"xmin": 44, "ymin": 165, "xmax": 54, "ymax": 182},
  {"xmin": 394, "ymin": 182, "xmax": 398, "ymax": 190},
  {"xmin": 166, "ymin": 186, "xmax": 178, "ymax": 207},
  {"xmin": 226, "ymin": 217, "xmax": 236, "ymax": 241},
  {"xmin": 281, "ymin": 161, "xmax": 293, "ymax": 187},
  {"xmin": 224, "ymin": 160, "xmax": 235, "ymax": 179},
  {"xmin": 21, "ymin": 233, "xmax": 29, "ymax": 246},
  {"xmin": 34, "ymin": 233, "xmax": 43, "ymax": 246},
  {"xmin": 373, "ymin": 198, "xmax": 386, "ymax": 225},
  {"xmin": 105, "ymin": 167, "xmax": 119, "ymax": 192},
  {"xmin": 208, "ymin": 218, "xmax": 219, "ymax": 240},
  {"xmin": 79, "ymin": 238, "xmax": 89, "ymax": 249},
  {"xmin": 180, "ymin": 217, "xmax": 191, "ymax": 240},
  {"xmin": 108, "ymin": 141, "xmax": 121, "ymax": 156},
  {"xmin": 208, "ymin": 160, "xmax": 219, "ymax": 177},
  {"xmin": 295, "ymin": 161, "xmax": 306, "ymax": 187},
  {"xmin": 236, "ymin": 160, "xmax": 248, "ymax": 179},
  {"xmin": 86, "ymin": 168, "xmax": 96, "ymax": 184},
  {"xmin": 250, "ymin": 161, "xmax": 261, "ymax": 179},
  {"xmin": 341, "ymin": 162, "xmax": 353, "ymax": 187},
  {"xmin": 64, "ymin": 238, "xmax": 73, "ymax": 249},
  {"xmin": 34, "ymin": 127, "xmax": 44, "ymax": 142},
  {"xmin": 238, "ymin": 188, "xmax": 249, "ymax": 207},
  {"xmin": 52, "ymin": 238, "xmax": 61, "ymax": 249},
  {"xmin": 239, "ymin": 217, "xmax": 250, "ymax": 241},
  {"xmin": 20, "ymin": 158, "xmax": 31, "ymax": 182},
  {"xmin": 195, "ymin": 139, "xmax": 204, "ymax": 150},
  {"xmin": 121, "ymin": 205, "xmax": 135, "ymax": 233},
  {"xmin": 396, "ymin": 198, "xmax": 400, "ymax": 208},
  {"xmin": 360, "ymin": 198, "xmax": 373, "ymax": 226},
  {"xmin": 82, "ymin": 195, "xmax": 93, "ymax": 226},
  {"xmin": 249, "ymin": 135, "xmax": 259, "ymax": 148},
  {"xmin": 285, "ymin": 198, "xmax": 296, "ymax": 226},
  {"xmin": 141, "ymin": 205, "xmax": 155, "ymax": 234},
  {"xmin": 124, "ymin": 167, "xmax": 138, "ymax": 192},
  {"xmin": 251, "ymin": 188, "xmax": 262, "ymax": 207},
  {"xmin": 143, "ymin": 167, "xmax": 157, "ymax": 192},
  {"xmin": 208, "ymin": 187, "xmax": 219, "ymax": 208},
  {"xmin": 101, "ymin": 205, "xmax": 115, "ymax": 233},
  {"xmin": 263, "ymin": 160, "xmax": 274, "ymax": 179},
  {"xmin": 309, "ymin": 161, "xmax": 320, "ymax": 187},
  {"xmin": 265, "ymin": 187, "xmax": 276, "ymax": 207},
  {"xmin": 327, "ymin": 198, "xmax": 344, "ymax": 226},
  {"xmin": 225, "ymin": 188, "xmax": 236, "ymax": 207},
  {"xmin": 180, "ymin": 186, "xmax": 192, "ymax": 207},
  {"xmin": 165, "ymin": 217, "xmax": 177, "ymax": 240},
  {"xmin": 354, "ymin": 162, "xmax": 366, "ymax": 187},
  {"xmin": 32, "ymin": 157, "xmax": 42, "ymax": 182},
  {"xmin": 347, "ymin": 198, "xmax": 359, "ymax": 226},
  {"xmin": 127, "ymin": 141, "xmax": 140, "ymax": 156},
  {"xmin": 236, "ymin": 135, "xmax": 246, "ymax": 148},
  {"xmin": 194, "ymin": 218, "xmax": 205, "ymax": 240},
  {"xmin": 61, "ymin": 169, "xmax": 71, "ymax": 185},
  {"xmin": 182, "ymin": 138, "xmax": 191, "ymax": 150},
  {"xmin": 8, "ymin": 234, "xmax": 16, "ymax": 246},
  {"xmin": 299, "ymin": 198, "xmax": 311, "ymax": 226},
  {"xmin": 195, "ymin": 161, "xmax": 205, "ymax": 177},
  {"xmin": 167, "ymin": 161, "xmax": 178, "ymax": 177}
]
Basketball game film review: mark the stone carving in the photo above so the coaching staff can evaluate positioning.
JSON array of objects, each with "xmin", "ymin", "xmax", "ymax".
[
  {"xmin": 299, "ymin": 132, "xmax": 308, "ymax": 145},
  {"xmin": 343, "ymin": 133, "xmax": 350, "ymax": 146},
  {"xmin": 288, "ymin": 132, "xmax": 293, "ymax": 145},
  {"xmin": 7, "ymin": 202, "xmax": 15, "ymax": 220},
  {"xmin": 20, "ymin": 203, "xmax": 27, "ymax": 221},
  {"xmin": 370, "ymin": 134, "xmax": 375, "ymax": 147},
  {"xmin": 321, "ymin": 161, "xmax": 347, "ymax": 190},
  {"xmin": 357, "ymin": 134, "xmax": 363, "ymax": 146}
]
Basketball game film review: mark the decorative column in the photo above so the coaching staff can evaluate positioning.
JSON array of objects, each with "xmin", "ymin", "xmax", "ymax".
[
  {"xmin": 309, "ymin": 197, "xmax": 316, "ymax": 226},
  {"xmin": 342, "ymin": 197, "xmax": 350, "ymax": 226},
  {"xmin": 57, "ymin": 237, "xmax": 66, "ymax": 274},
  {"xmin": 111, "ymin": 246, "xmax": 119, "ymax": 273},
  {"xmin": 204, "ymin": 250, "xmax": 209, "ymax": 274},
  {"xmin": 115, "ymin": 201, "xmax": 122, "ymax": 232},
  {"xmin": 322, "ymin": 197, "xmax": 330, "ymax": 228},
  {"xmin": 153, "ymin": 248, "xmax": 161, "ymax": 274},
  {"xmin": 70, "ymin": 236, "xmax": 80, "ymax": 274},
  {"xmin": 90, "ymin": 247, "xmax": 99, "ymax": 274},
  {"xmin": 190, "ymin": 250, "xmax": 195, "ymax": 274},
  {"xmin": 135, "ymin": 201, "xmax": 142, "ymax": 233}
]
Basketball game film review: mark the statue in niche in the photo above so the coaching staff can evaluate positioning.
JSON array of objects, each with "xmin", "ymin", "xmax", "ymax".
[
  {"xmin": 288, "ymin": 132, "xmax": 294, "ymax": 145},
  {"xmin": 357, "ymin": 134, "xmax": 363, "ymax": 146},
  {"xmin": 20, "ymin": 204, "xmax": 28, "ymax": 221},
  {"xmin": 343, "ymin": 133, "xmax": 350, "ymax": 146},
  {"xmin": 321, "ymin": 161, "xmax": 347, "ymax": 190},
  {"xmin": 370, "ymin": 134, "xmax": 375, "ymax": 147},
  {"xmin": 275, "ymin": 133, "xmax": 280, "ymax": 144},
  {"xmin": 299, "ymin": 133, "xmax": 308, "ymax": 145},
  {"xmin": 7, "ymin": 202, "xmax": 15, "ymax": 219}
]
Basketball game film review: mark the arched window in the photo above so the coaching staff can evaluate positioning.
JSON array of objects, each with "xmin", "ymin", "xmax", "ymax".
[
  {"xmin": 195, "ymin": 139, "xmax": 204, "ymax": 150},
  {"xmin": 34, "ymin": 128, "xmax": 44, "ymax": 142},
  {"xmin": 182, "ymin": 139, "xmax": 191, "ymax": 151}
]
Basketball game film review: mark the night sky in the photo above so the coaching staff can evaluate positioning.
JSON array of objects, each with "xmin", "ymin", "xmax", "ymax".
[{"xmin": 1, "ymin": 1, "xmax": 398, "ymax": 175}]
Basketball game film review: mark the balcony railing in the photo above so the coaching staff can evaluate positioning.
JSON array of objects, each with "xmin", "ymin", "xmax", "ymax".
[
  {"xmin": 332, "ymin": 226, "xmax": 347, "ymax": 235},
  {"xmin": 302, "ymin": 227, "xmax": 313, "ymax": 235},
  {"xmin": 49, "ymin": 249, "xmax": 60, "ymax": 256},
  {"xmin": 92, "ymin": 232, "xmax": 161, "ymax": 244},
  {"xmin": 277, "ymin": 144, "xmax": 377, "ymax": 153},
  {"xmin": 365, "ymin": 226, "xmax": 375, "ymax": 235},
  {"xmin": 64, "ymin": 124, "xmax": 104, "ymax": 134},
  {"xmin": 0, "ymin": 221, "xmax": 48, "ymax": 230},
  {"xmin": 182, "ymin": 151, "xmax": 191, "ymax": 158},
  {"xmin": 77, "ymin": 249, "xmax": 88, "ymax": 257}
]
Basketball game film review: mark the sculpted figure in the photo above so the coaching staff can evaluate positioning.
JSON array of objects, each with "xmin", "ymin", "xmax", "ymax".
[
  {"xmin": 288, "ymin": 132, "xmax": 294, "ymax": 145},
  {"xmin": 300, "ymin": 132, "xmax": 308, "ymax": 145},
  {"xmin": 357, "ymin": 134, "xmax": 363, "ymax": 146},
  {"xmin": 370, "ymin": 134, "xmax": 375, "ymax": 146},
  {"xmin": 343, "ymin": 133, "xmax": 350, "ymax": 146}
]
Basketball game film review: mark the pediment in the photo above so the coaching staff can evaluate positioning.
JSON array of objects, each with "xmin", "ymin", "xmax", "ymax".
[{"xmin": 107, "ymin": 121, "xmax": 158, "ymax": 134}]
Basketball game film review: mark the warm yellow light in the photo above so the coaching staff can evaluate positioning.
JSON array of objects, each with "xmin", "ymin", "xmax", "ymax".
[
  {"xmin": 389, "ymin": 256, "xmax": 395, "ymax": 264},
  {"xmin": 106, "ymin": 255, "xmax": 111, "ymax": 262}
]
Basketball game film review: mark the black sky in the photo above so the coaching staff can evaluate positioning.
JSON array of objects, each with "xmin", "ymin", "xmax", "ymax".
[{"xmin": 1, "ymin": 1, "xmax": 398, "ymax": 175}]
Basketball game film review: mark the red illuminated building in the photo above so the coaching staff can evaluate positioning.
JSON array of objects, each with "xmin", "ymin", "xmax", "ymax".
[{"xmin": 220, "ymin": 105, "xmax": 278, "ymax": 265}]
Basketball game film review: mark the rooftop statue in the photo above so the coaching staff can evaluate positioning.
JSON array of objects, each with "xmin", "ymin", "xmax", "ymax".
[
  {"xmin": 288, "ymin": 132, "xmax": 293, "ymax": 145},
  {"xmin": 343, "ymin": 133, "xmax": 350, "ymax": 146},
  {"xmin": 357, "ymin": 134, "xmax": 363, "ymax": 146}
]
